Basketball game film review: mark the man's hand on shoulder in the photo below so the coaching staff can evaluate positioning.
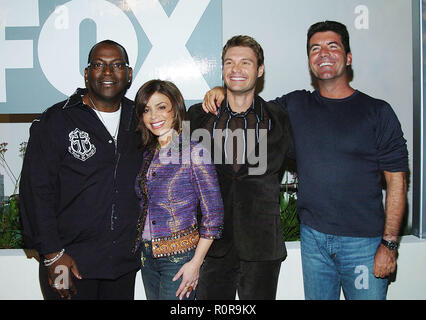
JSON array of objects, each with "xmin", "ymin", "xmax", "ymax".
[{"xmin": 202, "ymin": 87, "xmax": 225, "ymax": 115}]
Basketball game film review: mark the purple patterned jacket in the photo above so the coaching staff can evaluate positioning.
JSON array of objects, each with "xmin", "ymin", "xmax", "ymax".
[{"xmin": 134, "ymin": 135, "xmax": 224, "ymax": 255}]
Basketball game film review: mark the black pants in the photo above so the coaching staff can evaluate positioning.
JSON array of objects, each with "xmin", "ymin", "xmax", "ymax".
[
  {"xmin": 39, "ymin": 264, "xmax": 137, "ymax": 300},
  {"xmin": 197, "ymin": 245, "xmax": 282, "ymax": 300}
]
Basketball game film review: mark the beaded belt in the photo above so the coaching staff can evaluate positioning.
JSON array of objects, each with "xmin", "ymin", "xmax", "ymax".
[{"xmin": 151, "ymin": 226, "xmax": 199, "ymax": 258}]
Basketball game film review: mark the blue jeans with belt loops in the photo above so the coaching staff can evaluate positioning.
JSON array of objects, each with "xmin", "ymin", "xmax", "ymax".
[
  {"xmin": 300, "ymin": 224, "xmax": 389, "ymax": 300},
  {"xmin": 140, "ymin": 241, "xmax": 196, "ymax": 300}
]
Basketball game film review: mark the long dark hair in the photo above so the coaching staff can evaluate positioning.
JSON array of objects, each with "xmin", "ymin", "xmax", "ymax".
[{"xmin": 134, "ymin": 80, "xmax": 186, "ymax": 149}]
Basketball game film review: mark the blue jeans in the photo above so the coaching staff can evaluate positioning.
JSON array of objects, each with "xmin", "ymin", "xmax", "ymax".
[
  {"xmin": 140, "ymin": 241, "xmax": 196, "ymax": 300},
  {"xmin": 300, "ymin": 224, "xmax": 388, "ymax": 300}
]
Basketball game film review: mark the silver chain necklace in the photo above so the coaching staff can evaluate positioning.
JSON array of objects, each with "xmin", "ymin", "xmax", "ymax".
[{"xmin": 87, "ymin": 95, "xmax": 121, "ymax": 146}]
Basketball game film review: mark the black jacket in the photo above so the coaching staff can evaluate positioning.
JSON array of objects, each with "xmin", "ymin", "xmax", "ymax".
[
  {"xmin": 19, "ymin": 88, "xmax": 143, "ymax": 279},
  {"xmin": 188, "ymin": 96, "xmax": 293, "ymax": 261}
]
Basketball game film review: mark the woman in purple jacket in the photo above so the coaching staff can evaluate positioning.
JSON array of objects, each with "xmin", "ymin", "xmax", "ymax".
[{"xmin": 133, "ymin": 80, "xmax": 224, "ymax": 300}]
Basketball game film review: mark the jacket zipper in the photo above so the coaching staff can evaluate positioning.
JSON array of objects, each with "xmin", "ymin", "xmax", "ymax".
[{"xmin": 111, "ymin": 150, "xmax": 121, "ymax": 231}]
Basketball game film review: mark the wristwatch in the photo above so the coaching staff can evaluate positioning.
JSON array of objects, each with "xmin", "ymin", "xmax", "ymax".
[{"xmin": 381, "ymin": 239, "xmax": 399, "ymax": 251}]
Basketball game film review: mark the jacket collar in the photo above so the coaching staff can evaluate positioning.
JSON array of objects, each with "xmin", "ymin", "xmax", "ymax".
[
  {"xmin": 63, "ymin": 88, "xmax": 135, "ymax": 132},
  {"xmin": 62, "ymin": 88, "xmax": 87, "ymax": 109}
]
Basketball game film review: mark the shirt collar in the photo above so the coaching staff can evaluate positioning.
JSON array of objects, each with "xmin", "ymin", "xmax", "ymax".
[{"xmin": 219, "ymin": 95, "xmax": 264, "ymax": 121}]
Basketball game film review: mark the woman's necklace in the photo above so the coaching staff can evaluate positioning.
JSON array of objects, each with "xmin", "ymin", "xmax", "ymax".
[{"xmin": 87, "ymin": 95, "xmax": 121, "ymax": 146}]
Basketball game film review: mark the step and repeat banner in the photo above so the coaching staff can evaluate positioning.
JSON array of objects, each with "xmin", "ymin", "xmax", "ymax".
[
  {"xmin": 0, "ymin": 0, "xmax": 416, "ymax": 233},
  {"xmin": 0, "ymin": 0, "xmax": 222, "ymax": 114}
]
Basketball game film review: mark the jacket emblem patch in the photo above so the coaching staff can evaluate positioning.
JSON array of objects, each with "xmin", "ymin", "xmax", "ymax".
[{"xmin": 68, "ymin": 128, "xmax": 96, "ymax": 161}]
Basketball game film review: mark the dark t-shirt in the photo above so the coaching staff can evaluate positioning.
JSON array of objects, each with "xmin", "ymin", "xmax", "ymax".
[{"xmin": 272, "ymin": 90, "xmax": 408, "ymax": 237}]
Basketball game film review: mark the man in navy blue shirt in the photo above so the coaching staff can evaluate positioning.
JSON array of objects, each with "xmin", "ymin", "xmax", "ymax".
[
  {"xmin": 202, "ymin": 21, "xmax": 408, "ymax": 300},
  {"xmin": 20, "ymin": 40, "xmax": 142, "ymax": 299}
]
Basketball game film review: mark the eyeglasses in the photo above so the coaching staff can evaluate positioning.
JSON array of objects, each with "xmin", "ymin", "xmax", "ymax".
[{"xmin": 87, "ymin": 61, "xmax": 129, "ymax": 72}]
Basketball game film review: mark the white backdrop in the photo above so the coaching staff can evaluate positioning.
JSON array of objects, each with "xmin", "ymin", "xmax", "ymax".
[
  {"xmin": 0, "ymin": 0, "xmax": 420, "ymax": 301},
  {"xmin": 222, "ymin": 0, "xmax": 413, "ymax": 228},
  {"xmin": 0, "ymin": 0, "xmax": 414, "ymax": 226}
]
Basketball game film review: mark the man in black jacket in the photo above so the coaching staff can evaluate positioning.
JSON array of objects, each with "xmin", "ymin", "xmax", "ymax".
[
  {"xmin": 188, "ymin": 35, "xmax": 293, "ymax": 299},
  {"xmin": 19, "ymin": 40, "xmax": 142, "ymax": 299},
  {"xmin": 201, "ymin": 22, "xmax": 408, "ymax": 300}
]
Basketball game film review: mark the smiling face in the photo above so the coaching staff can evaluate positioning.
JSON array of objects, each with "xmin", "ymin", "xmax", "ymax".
[
  {"xmin": 84, "ymin": 42, "xmax": 132, "ymax": 109},
  {"xmin": 222, "ymin": 46, "xmax": 264, "ymax": 96},
  {"xmin": 308, "ymin": 31, "xmax": 352, "ymax": 83},
  {"xmin": 142, "ymin": 92, "xmax": 175, "ymax": 145}
]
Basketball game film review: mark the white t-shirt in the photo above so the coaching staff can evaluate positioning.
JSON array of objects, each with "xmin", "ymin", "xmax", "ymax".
[{"xmin": 95, "ymin": 106, "xmax": 121, "ymax": 140}]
